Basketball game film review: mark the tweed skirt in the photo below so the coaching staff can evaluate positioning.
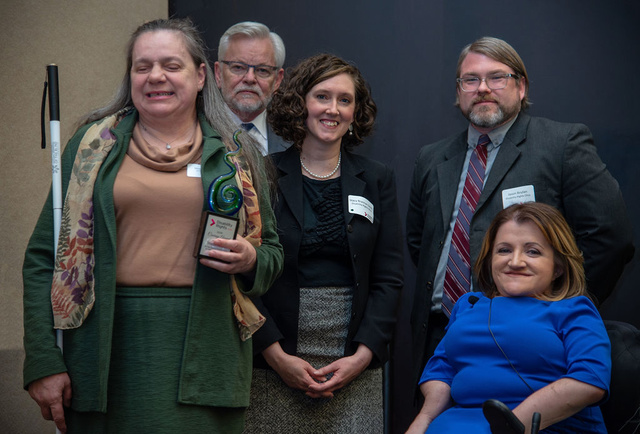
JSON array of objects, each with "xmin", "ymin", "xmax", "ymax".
[
  {"xmin": 244, "ymin": 286, "xmax": 383, "ymax": 434},
  {"xmin": 65, "ymin": 286, "xmax": 245, "ymax": 434}
]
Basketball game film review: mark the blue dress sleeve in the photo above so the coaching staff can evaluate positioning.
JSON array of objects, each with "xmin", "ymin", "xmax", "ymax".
[
  {"xmin": 555, "ymin": 296, "xmax": 611, "ymax": 402},
  {"xmin": 418, "ymin": 293, "xmax": 475, "ymax": 386}
]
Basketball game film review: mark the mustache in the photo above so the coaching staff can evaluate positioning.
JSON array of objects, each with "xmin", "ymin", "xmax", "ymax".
[
  {"xmin": 473, "ymin": 96, "xmax": 497, "ymax": 104},
  {"xmin": 234, "ymin": 85, "xmax": 263, "ymax": 96},
  {"xmin": 473, "ymin": 96, "xmax": 498, "ymax": 104}
]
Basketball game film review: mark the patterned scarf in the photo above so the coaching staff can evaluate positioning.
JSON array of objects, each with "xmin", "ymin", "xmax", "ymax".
[
  {"xmin": 230, "ymin": 155, "xmax": 266, "ymax": 341},
  {"xmin": 51, "ymin": 111, "xmax": 265, "ymax": 340},
  {"xmin": 51, "ymin": 112, "xmax": 120, "ymax": 329}
]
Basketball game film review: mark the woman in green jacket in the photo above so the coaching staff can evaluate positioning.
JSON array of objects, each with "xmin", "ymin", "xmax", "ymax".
[{"xmin": 23, "ymin": 18, "xmax": 283, "ymax": 434}]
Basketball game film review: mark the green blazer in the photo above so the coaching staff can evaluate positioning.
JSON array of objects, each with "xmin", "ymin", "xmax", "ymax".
[{"xmin": 22, "ymin": 109, "xmax": 283, "ymax": 412}]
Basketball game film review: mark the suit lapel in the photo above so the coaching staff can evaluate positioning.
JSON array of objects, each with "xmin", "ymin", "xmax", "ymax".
[
  {"xmin": 340, "ymin": 152, "xmax": 366, "ymax": 225},
  {"xmin": 267, "ymin": 123, "xmax": 290, "ymax": 154},
  {"xmin": 276, "ymin": 147, "xmax": 305, "ymax": 228},
  {"xmin": 438, "ymin": 134, "xmax": 468, "ymax": 231},
  {"xmin": 277, "ymin": 149, "xmax": 365, "ymax": 228},
  {"xmin": 476, "ymin": 114, "xmax": 529, "ymax": 210}
]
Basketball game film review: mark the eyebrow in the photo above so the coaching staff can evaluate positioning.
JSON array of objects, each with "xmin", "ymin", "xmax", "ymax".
[
  {"xmin": 132, "ymin": 56, "xmax": 186, "ymax": 65},
  {"xmin": 226, "ymin": 60, "xmax": 276, "ymax": 66},
  {"xmin": 524, "ymin": 242, "xmax": 545, "ymax": 248},
  {"xmin": 494, "ymin": 241, "xmax": 545, "ymax": 248},
  {"xmin": 461, "ymin": 69, "xmax": 512, "ymax": 77},
  {"xmin": 311, "ymin": 88, "xmax": 355, "ymax": 97}
]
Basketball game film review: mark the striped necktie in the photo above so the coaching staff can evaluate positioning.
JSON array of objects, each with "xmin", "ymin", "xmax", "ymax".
[{"xmin": 442, "ymin": 134, "xmax": 490, "ymax": 316}]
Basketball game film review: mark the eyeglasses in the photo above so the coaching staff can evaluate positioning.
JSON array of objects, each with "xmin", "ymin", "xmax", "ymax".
[
  {"xmin": 456, "ymin": 73, "xmax": 518, "ymax": 92},
  {"xmin": 221, "ymin": 60, "xmax": 278, "ymax": 79}
]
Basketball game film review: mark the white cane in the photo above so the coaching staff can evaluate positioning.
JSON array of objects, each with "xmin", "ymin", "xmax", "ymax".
[{"xmin": 45, "ymin": 63, "xmax": 63, "ymax": 434}]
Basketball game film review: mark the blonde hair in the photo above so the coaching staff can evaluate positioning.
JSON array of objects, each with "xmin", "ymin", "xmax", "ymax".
[{"xmin": 475, "ymin": 202, "xmax": 587, "ymax": 301}]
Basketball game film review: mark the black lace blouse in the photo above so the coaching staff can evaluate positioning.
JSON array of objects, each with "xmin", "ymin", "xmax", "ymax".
[{"xmin": 298, "ymin": 176, "xmax": 354, "ymax": 287}]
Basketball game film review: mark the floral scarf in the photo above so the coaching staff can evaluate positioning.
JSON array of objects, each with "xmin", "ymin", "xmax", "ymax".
[{"xmin": 51, "ymin": 110, "xmax": 264, "ymax": 340}]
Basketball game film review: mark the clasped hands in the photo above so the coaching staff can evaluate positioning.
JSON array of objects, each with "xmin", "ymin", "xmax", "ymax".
[{"xmin": 263, "ymin": 342, "xmax": 373, "ymax": 399}]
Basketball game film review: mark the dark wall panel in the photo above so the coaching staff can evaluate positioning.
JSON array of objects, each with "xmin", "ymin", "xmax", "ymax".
[{"xmin": 171, "ymin": 1, "xmax": 640, "ymax": 431}]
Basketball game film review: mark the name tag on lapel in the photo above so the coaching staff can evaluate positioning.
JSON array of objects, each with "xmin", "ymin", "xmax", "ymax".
[
  {"xmin": 502, "ymin": 185, "xmax": 535, "ymax": 208},
  {"xmin": 348, "ymin": 195, "xmax": 374, "ymax": 223}
]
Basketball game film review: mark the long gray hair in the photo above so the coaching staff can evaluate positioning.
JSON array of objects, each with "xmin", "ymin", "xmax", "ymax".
[{"xmin": 79, "ymin": 18, "xmax": 267, "ymax": 192}]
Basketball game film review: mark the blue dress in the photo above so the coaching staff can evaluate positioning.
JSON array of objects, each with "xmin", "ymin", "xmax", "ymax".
[{"xmin": 421, "ymin": 293, "xmax": 611, "ymax": 433}]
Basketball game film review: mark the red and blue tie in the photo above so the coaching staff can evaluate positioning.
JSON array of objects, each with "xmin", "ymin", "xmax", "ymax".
[{"xmin": 442, "ymin": 134, "xmax": 490, "ymax": 316}]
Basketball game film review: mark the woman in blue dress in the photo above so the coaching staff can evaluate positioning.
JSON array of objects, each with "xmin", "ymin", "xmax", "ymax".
[{"xmin": 406, "ymin": 202, "xmax": 610, "ymax": 433}]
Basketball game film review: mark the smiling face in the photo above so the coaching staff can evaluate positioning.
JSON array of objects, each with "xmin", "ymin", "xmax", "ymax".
[
  {"xmin": 491, "ymin": 220, "xmax": 562, "ymax": 299},
  {"xmin": 457, "ymin": 52, "xmax": 525, "ymax": 133},
  {"xmin": 303, "ymin": 73, "xmax": 356, "ymax": 148},
  {"xmin": 130, "ymin": 30, "xmax": 205, "ymax": 125},
  {"xmin": 214, "ymin": 36, "xmax": 284, "ymax": 122}
]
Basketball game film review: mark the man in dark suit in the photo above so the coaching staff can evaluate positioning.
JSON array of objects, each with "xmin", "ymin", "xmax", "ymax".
[
  {"xmin": 407, "ymin": 36, "xmax": 634, "ymax": 392},
  {"xmin": 214, "ymin": 21, "xmax": 289, "ymax": 155}
]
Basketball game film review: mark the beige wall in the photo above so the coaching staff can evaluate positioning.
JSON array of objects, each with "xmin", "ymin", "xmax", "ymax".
[{"xmin": 0, "ymin": 1, "xmax": 167, "ymax": 431}]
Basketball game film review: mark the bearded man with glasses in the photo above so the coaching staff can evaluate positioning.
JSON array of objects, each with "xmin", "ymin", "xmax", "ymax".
[
  {"xmin": 406, "ymin": 36, "xmax": 634, "ymax": 415},
  {"xmin": 215, "ymin": 21, "xmax": 288, "ymax": 155}
]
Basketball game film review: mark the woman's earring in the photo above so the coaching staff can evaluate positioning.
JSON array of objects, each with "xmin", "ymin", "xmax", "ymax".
[{"xmin": 348, "ymin": 124, "xmax": 354, "ymax": 136}]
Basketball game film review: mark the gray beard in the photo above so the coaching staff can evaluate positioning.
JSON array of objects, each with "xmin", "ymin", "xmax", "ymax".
[
  {"xmin": 229, "ymin": 95, "xmax": 271, "ymax": 116},
  {"xmin": 469, "ymin": 106, "xmax": 505, "ymax": 129},
  {"xmin": 467, "ymin": 101, "xmax": 521, "ymax": 130}
]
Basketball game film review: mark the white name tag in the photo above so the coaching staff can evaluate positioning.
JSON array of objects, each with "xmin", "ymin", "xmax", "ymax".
[
  {"xmin": 502, "ymin": 185, "xmax": 536, "ymax": 208},
  {"xmin": 187, "ymin": 164, "xmax": 201, "ymax": 178},
  {"xmin": 348, "ymin": 195, "xmax": 374, "ymax": 223}
]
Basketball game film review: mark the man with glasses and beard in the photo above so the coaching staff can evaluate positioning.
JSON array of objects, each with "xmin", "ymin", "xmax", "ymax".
[
  {"xmin": 215, "ymin": 21, "xmax": 288, "ymax": 155},
  {"xmin": 406, "ymin": 36, "xmax": 634, "ymax": 408}
]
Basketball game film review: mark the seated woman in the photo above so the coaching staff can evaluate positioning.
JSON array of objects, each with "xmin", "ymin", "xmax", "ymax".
[{"xmin": 406, "ymin": 202, "xmax": 610, "ymax": 433}]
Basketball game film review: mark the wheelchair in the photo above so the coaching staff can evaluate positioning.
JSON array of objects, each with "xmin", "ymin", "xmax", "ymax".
[{"xmin": 482, "ymin": 320, "xmax": 640, "ymax": 434}]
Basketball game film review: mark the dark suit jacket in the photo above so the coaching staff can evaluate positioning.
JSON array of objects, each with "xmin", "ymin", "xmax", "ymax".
[
  {"xmin": 267, "ymin": 123, "xmax": 290, "ymax": 154},
  {"xmin": 406, "ymin": 113, "xmax": 635, "ymax": 386},
  {"xmin": 253, "ymin": 146, "xmax": 403, "ymax": 369}
]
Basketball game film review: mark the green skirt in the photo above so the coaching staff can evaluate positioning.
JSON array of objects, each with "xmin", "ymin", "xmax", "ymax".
[{"xmin": 66, "ymin": 286, "xmax": 245, "ymax": 434}]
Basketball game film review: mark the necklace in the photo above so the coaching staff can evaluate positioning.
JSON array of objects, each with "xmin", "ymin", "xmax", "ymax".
[
  {"xmin": 300, "ymin": 152, "xmax": 342, "ymax": 179},
  {"xmin": 139, "ymin": 120, "xmax": 197, "ymax": 150}
]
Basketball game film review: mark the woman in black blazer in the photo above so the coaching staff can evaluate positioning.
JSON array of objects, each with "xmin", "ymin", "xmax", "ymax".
[{"xmin": 243, "ymin": 54, "xmax": 404, "ymax": 433}]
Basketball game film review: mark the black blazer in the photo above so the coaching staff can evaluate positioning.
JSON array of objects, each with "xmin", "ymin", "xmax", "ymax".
[
  {"xmin": 266, "ymin": 123, "xmax": 290, "ymax": 154},
  {"xmin": 253, "ymin": 146, "xmax": 403, "ymax": 369},
  {"xmin": 406, "ymin": 113, "xmax": 635, "ymax": 387}
]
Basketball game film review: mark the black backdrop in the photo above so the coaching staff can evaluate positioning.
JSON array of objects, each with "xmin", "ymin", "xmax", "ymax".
[{"xmin": 171, "ymin": 1, "xmax": 640, "ymax": 431}]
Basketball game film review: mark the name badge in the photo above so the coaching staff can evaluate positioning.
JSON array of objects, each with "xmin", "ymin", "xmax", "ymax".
[
  {"xmin": 187, "ymin": 164, "xmax": 201, "ymax": 178},
  {"xmin": 348, "ymin": 195, "xmax": 374, "ymax": 223},
  {"xmin": 502, "ymin": 185, "xmax": 536, "ymax": 208}
]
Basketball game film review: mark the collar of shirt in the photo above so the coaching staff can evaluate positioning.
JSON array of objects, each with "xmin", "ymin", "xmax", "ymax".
[
  {"xmin": 224, "ymin": 106, "xmax": 269, "ymax": 155},
  {"xmin": 247, "ymin": 110, "xmax": 268, "ymax": 141},
  {"xmin": 466, "ymin": 113, "xmax": 519, "ymax": 152},
  {"xmin": 225, "ymin": 106, "xmax": 268, "ymax": 141}
]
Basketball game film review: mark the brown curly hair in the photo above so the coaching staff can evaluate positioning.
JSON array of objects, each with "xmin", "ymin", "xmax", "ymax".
[{"xmin": 267, "ymin": 53, "xmax": 377, "ymax": 150}]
